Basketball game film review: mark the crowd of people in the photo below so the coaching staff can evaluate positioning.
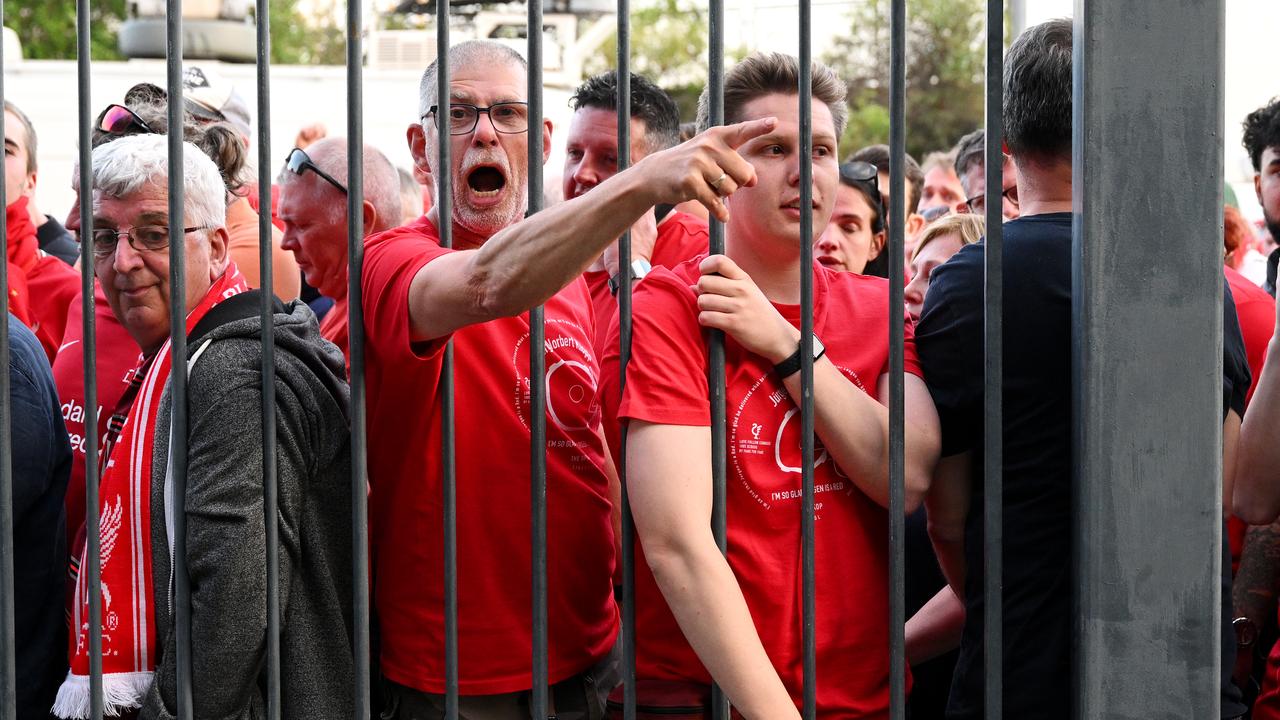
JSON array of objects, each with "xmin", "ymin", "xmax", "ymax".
[{"xmin": 6, "ymin": 16, "xmax": 1280, "ymax": 720}]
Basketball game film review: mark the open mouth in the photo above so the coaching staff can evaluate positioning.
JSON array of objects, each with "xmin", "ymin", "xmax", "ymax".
[
  {"xmin": 467, "ymin": 166, "xmax": 507, "ymax": 195},
  {"xmin": 816, "ymin": 255, "xmax": 842, "ymax": 268}
]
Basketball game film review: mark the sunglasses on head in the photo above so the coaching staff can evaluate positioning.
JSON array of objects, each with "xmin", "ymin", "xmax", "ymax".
[
  {"xmin": 283, "ymin": 147, "xmax": 348, "ymax": 194},
  {"xmin": 840, "ymin": 161, "xmax": 880, "ymax": 195},
  {"xmin": 96, "ymin": 104, "xmax": 154, "ymax": 136}
]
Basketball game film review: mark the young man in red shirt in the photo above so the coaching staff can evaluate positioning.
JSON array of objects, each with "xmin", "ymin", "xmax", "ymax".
[
  {"xmin": 603, "ymin": 52, "xmax": 940, "ymax": 718},
  {"xmin": 362, "ymin": 40, "xmax": 776, "ymax": 717}
]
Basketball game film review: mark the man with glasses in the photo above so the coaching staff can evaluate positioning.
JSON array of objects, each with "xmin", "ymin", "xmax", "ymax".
[
  {"xmin": 952, "ymin": 128, "xmax": 1021, "ymax": 221},
  {"xmin": 278, "ymin": 137, "xmax": 402, "ymax": 358},
  {"xmin": 54, "ymin": 131, "xmax": 354, "ymax": 720},
  {"xmin": 363, "ymin": 39, "xmax": 773, "ymax": 718}
]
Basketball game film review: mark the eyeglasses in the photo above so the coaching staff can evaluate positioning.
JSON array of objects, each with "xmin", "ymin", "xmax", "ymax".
[
  {"xmin": 284, "ymin": 147, "xmax": 348, "ymax": 194},
  {"xmin": 424, "ymin": 102, "xmax": 530, "ymax": 136},
  {"xmin": 89, "ymin": 225, "xmax": 209, "ymax": 259},
  {"xmin": 96, "ymin": 104, "xmax": 154, "ymax": 136},
  {"xmin": 963, "ymin": 184, "xmax": 1019, "ymax": 215},
  {"xmin": 839, "ymin": 161, "xmax": 880, "ymax": 192}
]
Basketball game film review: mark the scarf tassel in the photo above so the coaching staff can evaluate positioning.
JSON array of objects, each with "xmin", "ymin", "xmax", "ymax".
[{"xmin": 51, "ymin": 670, "xmax": 154, "ymax": 719}]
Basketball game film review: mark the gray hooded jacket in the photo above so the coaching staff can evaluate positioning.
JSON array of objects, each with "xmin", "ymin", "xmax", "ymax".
[{"xmin": 140, "ymin": 298, "xmax": 354, "ymax": 720}]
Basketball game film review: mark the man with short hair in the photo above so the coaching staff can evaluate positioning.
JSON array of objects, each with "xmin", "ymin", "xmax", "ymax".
[
  {"xmin": 2, "ymin": 101, "xmax": 79, "ymax": 265},
  {"xmin": 918, "ymin": 20, "xmax": 1247, "ymax": 719},
  {"xmin": 364, "ymin": 39, "xmax": 771, "ymax": 717},
  {"xmin": 3, "ymin": 101, "xmax": 79, "ymax": 362},
  {"xmin": 918, "ymin": 149, "xmax": 966, "ymax": 215},
  {"xmin": 53, "ymin": 133, "xmax": 353, "ymax": 720},
  {"xmin": 563, "ymin": 70, "xmax": 709, "ymax": 352},
  {"xmin": 605, "ymin": 52, "xmax": 940, "ymax": 718},
  {"xmin": 952, "ymin": 128, "xmax": 1020, "ymax": 220},
  {"xmin": 279, "ymin": 136, "xmax": 401, "ymax": 357}
]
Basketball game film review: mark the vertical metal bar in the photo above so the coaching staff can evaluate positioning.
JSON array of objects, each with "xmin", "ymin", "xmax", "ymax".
[
  {"xmin": 76, "ymin": 1, "xmax": 105, "ymax": 717},
  {"xmin": 887, "ymin": 0, "xmax": 907, "ymax": 716},
  {"xmin": 346, "ymin": 0, "xmax": 371, "ymax": 714},
  {"xmin": 615, "ymin": 8, "xmax": 638, "ymax": 720},
  {"xmin": 527, "ymin": 1, "xmax": 549, "ymax": 715},
  {"xmin": 706, "ymin": 0, "xmax": 728, "ymax": 716},
  {"xmin": 165, "ymin": 1, "xmax": 194, "ymax": 717},
  {"xmin": 435, "ymin": 5, "xmax": 458, "ymax": 718},
  {"xmin": 0, "ymin": 0, "xmax": 12, "ymax": 713},
  {"xmin": 1071, "ymin": 1, "xmax": 1223, "ymax": 716},
  {"xmin": 797, "ymin": 2, "xmax": 817, "ymax": 715},
  {"xmin": 982, "ymin": 0, "xmax": 1003, "ymax": 717},
  {"xmin": 255, "ymin": 2, "xmax": 281, "ymax": 718}
]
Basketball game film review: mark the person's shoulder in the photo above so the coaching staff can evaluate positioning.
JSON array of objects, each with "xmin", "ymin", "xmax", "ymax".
[
  {"xmin": 7, "ymin": 313, "xmax": 49, "ymax": 380},
  {"xmin": 1226, "ymin": 265, "xmax": 1273, "ymax": 308},
  {"xmin": 661, "ymin": 211, "xmax": 710, "ymax": 240},
  {"xmin": 366, "ymin": 217, "xmax": 445, "ymax": 253},
  {"xmin": 643, "ymin": 255, "xmax": 704, "ymax": 295},
  {"xmin": 927, "ymin": 241, "xmax": 984, "ymax": 296}
]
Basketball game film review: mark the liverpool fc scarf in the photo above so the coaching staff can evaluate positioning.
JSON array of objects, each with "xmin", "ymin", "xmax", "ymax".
[{"xmin": 53, "ymin": 265, "xmax": 249, "ymax": 718}]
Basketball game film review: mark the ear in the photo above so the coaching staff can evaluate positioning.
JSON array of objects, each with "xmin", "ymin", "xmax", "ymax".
[
  {"xmin": 870, "ymin": 229, "xmax": 887, "ymax": 257},
  {"xmin": 362, "ymin": 199, "xmax": 377, "ymax": 234},
  {"xmin": 208, "ymin": 226, "xmax": 231, "ymax": 279},
  {"xmin": 407, "ymin": 122, "xmax": 432, "ymax": 182},
  {"xmin": 1257, "ymin": 173, "xmax": 1264, "ymax": 205},
  {"xmin": 906, "ymin": 212, "xmax": 926, "ymax": 239},
  {"xmin": 541, "ymin": 118, "xmax": 553, "ymax": 165},
  {"xmin": 23, "ymin": 170, "xmax": 36, "ymax": 197}
]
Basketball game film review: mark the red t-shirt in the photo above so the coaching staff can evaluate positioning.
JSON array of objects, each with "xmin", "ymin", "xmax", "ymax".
[
  {"xmin": 603, "ymin": 256, "xmax": 918, "ymax": 717},
  {"xmin": 52, "ymin": 282, "xmax": 143, "ymax": 552},
  {"xmin": 320, "ymin": 295, "xmax": 349, "ymax": 362},
  {"xmin": 362, "ymin": 217, "xmax": 619, "ymax": 695},
  {"xmin": 585, "ymin": 211, "xmax": 710, "ymax": 355}
]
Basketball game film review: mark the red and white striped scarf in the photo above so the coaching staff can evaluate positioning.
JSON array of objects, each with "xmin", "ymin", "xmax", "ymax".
[{"xmin": 54, "ymin": 265, "xmax": 249, "ymax": 718}]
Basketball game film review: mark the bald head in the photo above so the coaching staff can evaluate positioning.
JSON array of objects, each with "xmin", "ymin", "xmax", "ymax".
[
  {"xmin": 418, "ymin": 41, "xmax": 528, "ymax": 118},
  {"xmin": 292, "ymin": 136, "xmax": 401, "ymax": 235}
]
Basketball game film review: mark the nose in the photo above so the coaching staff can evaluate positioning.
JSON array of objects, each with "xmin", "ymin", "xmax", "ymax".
[
  {"xmin": 815, "ymin": 229, "xmax": 838, "ymax": 251},
  {"xmin": 572, "ymin": 157, "xmax": 600, "ymax": 192},
  {"xmin": 280, "ymin": 225, "xmax": 299, "ymax": 252},
  {"xmin": 904, "ymin": 271, "xmax": 926, "ymax": 307},
  {"xmin": 110, "ymin": 233, "xmax": 146, "ymax": 274},
  {"xmin": 471, "ymin": 110, "xmax": 500, "ymax": 146},
  {"xmin": 65, "ymin": 199, "xmax": 80, "ymax": 233}
]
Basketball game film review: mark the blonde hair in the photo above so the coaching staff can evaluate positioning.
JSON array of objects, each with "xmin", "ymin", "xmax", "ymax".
[{"xmin": 912, "ymin": 213, "xmax": 985, "ymax": 262}]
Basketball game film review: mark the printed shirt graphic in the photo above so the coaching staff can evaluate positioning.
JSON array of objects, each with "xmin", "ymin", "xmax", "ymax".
[
  {"xmin": 362, "ymin": 218, "xmax": 619, "ymax": 696},
  {"xmin": 52, "ymin": 282, "xmax": 143, "ymax": 554},
  {"xmin": 607, "ymin": 256, "xmax": 920, "ymax": 718}
]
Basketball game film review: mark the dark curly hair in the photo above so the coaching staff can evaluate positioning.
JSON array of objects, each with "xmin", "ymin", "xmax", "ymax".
[
  {"xmin": 1242, "ymin": 98, "xmax": 1280, "ymax": 172},
  {"xmin": 91, "ymin": 98, "xmax": 249, "ymax": 196},
  {"xmin": 570, "ymin": 71, "xmax": 681, "ymax": 154}
]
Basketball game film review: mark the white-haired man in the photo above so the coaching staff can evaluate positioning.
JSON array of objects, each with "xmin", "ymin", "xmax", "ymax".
[
  {"xmin": 365, "ymin": 39, "xmax": 773, "ymax": 717},
  {"xmin": 54, "ymin": 133, "xmax": 353, "ymax": 720}
]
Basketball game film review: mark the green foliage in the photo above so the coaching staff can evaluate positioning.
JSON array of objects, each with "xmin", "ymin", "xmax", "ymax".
[
  {"xmin": 263, "ymin": 0, "xmax": 347, "ymax": 66},
  {"xmin": 4, "ymin": 0, "xmax": 127, "ymax": 60},
  {"xmin": 823, "ymin": 0, "xmax": 985, "ymax": 160},
  {"xmin": 586, "ymin": 0, "xmax": 710, "ymax": 122}
]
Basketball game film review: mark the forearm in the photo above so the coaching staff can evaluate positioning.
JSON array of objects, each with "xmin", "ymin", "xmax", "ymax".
[
  {"xmin": 1234, "ymin": 522, "xmax": 1280, "ymax": 632},
  {"xmin": 647, "ymin": 538, "xmax": 800, "ymax": 720},
  {"xmin": 905, "ymin": 586, "xmax": 965, "ymax": 665},
  {"xmin": 1235, "ymin": 338, "xmax": 1280, "ymax": 522},
  {"xmin": 467, "ymin": 166, "xmax": 659, "ymax": 317}
]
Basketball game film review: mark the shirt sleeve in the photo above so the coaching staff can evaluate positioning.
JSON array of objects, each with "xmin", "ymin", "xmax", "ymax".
[
  {"xmin": 361, "ymin": 226, "xmax": 453, "ymax": 362},
  {"xmin": 618, "ymin": 270, "xmax": 711, "ymax": 427},
  {"xmin": 915, "ymin": 250, "xmax": 984, "ymax": 457}
]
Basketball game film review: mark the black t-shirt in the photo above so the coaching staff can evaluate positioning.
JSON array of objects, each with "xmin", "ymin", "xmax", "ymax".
[{"xmin": 915, "ymin": 212, "xmax": 1250, "ymax": 719}]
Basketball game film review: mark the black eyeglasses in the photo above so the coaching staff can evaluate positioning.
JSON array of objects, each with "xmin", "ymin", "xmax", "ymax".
[
  {"xmin": 963, "ymin": 184, "xmax": 1019, "ymax": 215},
  {"xmin": 284, "ymin": 147, "xmax": 348, "ymax": 194},
  {"xmin": 424, "ymin": 102, "xmax": 530, "ymax": 136},
  {"xmin": 96, "ymin": 104, "xmax": 154, "ymax": 136},
  {"xmin": 90, "ymin": 225, "xmax": 209, "ymax": 259}
]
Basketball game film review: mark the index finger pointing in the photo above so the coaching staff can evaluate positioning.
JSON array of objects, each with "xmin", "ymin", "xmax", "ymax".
[{"xmin": 719, "ymin": 116, "xmax": 778, "ymax": 149}]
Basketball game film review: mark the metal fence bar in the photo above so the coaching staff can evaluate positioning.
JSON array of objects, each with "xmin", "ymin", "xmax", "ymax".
[
  {"xmin": 254, "ymin": 2, "xmax": 282, "ymax": 718},
  {"xmin": 435, "ymin": 3, "xmax": 459, "ymax": 717},
  {"xmin": 0, "ymin": 1, "xmax": 12, "ymax": 714},
  {"xmin": 345, "ymin": 0, "xmax": 372, "ymax": 714},
  {"xmin": 981, "ymin": 1, "xmax": 1003, "ymax": 717},
  {"xmin": 887, "ymin": 0, "xmax": 907, "ymax": 716},
  {"xmin": 705, "ymin": 0, "xmax": 728, "ymax": 715},
  {"xmin": 527, "ymin": 3, "xmax": 550, "ymax": 717},
  {"xmin": 75, "ymin": 2, "xmax": 105, "ymax": 718},
  {"xmin": 615, "ymin": 5, "xmax": 638, "ymax": 717},
  {"xmin": 1071, "ymin": 2, "xmax": 1224, "ymax": 716},
  {"xmin": 164, "ymin": 1, "xmax": 195, "ymax": 717},
  {"xmin": 796, "ymin": 3, "xmax": 817, "ymax": 718}
]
